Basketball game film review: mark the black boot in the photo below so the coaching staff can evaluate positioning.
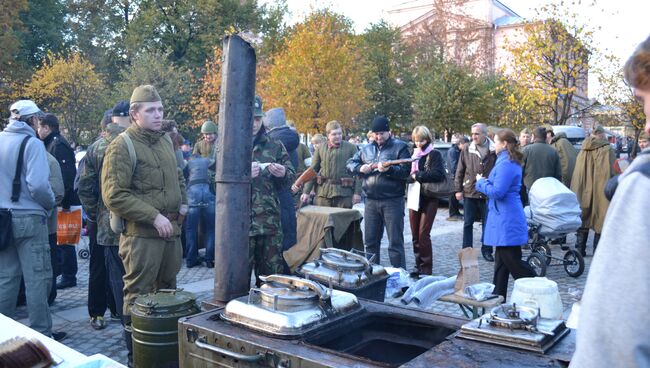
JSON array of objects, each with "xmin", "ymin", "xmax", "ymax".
[
  {"xmin": 123, "ymin": 315, "xmax": 133, "ymax": 368},
  {"xmin": 593, "ymin": 233, "xmax": 601, "ymax": 253},
  {"xmin": 576, "ymin": 230, "xmax": 588, "ymax": 257}
]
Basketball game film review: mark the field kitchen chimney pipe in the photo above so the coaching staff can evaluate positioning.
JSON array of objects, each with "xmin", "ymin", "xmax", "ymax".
[{"xmin": 212, "ymin": 34, "xmax": 256, "ymax": 304}]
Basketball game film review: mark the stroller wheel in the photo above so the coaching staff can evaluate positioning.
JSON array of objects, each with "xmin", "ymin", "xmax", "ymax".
[
  {"xmin": 539, "ymin": 244, "xmax": 552, "ymax": 265},
  {"xmin": 527, "ymin": 253, "xmax": 547, "ymax": 277},
  {"xmin": 563, "ymin": 250, "xmax": 585, "ymax": 277},
  {"xmin": 78, "ymin": 249, "xmax": 90, "ymax": 259}
]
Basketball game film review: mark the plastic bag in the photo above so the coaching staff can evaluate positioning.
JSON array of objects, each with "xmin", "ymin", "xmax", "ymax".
[
  {"xmin": 57, "ymin": 206, "xmax": 83, "ymax": 245},
  {"xmin": 384, "ymin": 267, "xmax": 411, "ymax": 298},
  {"xmin": 463, "ymin": 282, "xmax": 495, "ymax": 301}
]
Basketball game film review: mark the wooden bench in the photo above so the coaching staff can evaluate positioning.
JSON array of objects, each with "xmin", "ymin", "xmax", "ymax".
[{"xmin": 439, "ymin": 293, "xmax": 504, "ymax": 319}]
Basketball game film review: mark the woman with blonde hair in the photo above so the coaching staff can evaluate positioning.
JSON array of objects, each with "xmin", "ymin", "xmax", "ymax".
[{"xmin": 408, "ymin": 125, "xmax": 446, "ymax": 275}]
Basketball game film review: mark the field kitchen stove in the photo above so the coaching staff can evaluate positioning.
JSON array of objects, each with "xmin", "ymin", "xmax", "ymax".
[
  {"xmin": 179, "ymin": 275, "xmax": 575, "ymax": 367},
  {"xmin": 295, "ymin": 248, "xmax": 389, "ymax": 301},
  {"xmin": 458, "ymin": 302, "xmax": 570, "ymax": 353}
]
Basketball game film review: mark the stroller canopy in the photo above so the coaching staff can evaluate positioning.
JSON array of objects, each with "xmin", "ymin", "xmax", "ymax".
[{"xmin": 525, "ymin": 177, "xmax": 582, "ymax": 238}]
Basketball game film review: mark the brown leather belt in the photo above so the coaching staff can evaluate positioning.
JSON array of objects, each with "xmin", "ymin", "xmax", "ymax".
[{"xmin": 164, "ymin": 212, "xmax": 180, "ymax": 222}]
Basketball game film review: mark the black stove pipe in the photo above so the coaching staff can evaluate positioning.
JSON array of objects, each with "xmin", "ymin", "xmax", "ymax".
[{"xmin": 213, "ymin": 35, "xmax": 256, "ymax": 303}]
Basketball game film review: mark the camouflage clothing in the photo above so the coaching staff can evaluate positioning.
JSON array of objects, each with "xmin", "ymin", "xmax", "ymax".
[
  {"xmin": 249, "ymin": 235, "xmax": 284, "ymax": 282},
  {"xmin": 78, "ymin": 124, "xmax": 125, "ymax": 246},
  {"xmin": 250, "ymin": 132, "xmax": 295, "ymax": 236}
]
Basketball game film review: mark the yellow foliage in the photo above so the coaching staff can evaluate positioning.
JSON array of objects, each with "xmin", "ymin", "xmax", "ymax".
[
  {"xmin": 188, "ymin": 47, "xmax": 223, "ymax": 127},
  {"xmin": 258, "ymin": 10, "xmax": 367, "ymax": 133},
  {"xmin": 26, "ymin": 52, "xmax": 107, "ymax": 144}
]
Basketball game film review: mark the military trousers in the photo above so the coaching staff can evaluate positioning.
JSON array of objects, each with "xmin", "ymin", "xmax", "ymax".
[
  {"xmin": 249, "ymin": 234, "xmax": 284, "ymax": 286},
  {"xmin": 314, "ymin": 195, "xmax": 353, "ymax": 209},
  {"xmin": 0, "ymin": 214, "xmax": 52, "ymax": 336},
  {"xmin": 119, "ymin": 235, "xmax": 182, "ymax": 316}
]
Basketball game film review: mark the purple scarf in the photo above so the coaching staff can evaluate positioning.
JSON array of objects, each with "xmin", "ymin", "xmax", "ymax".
[{"xmin": 411, "ymin": 145, "xmax": 433, "ymax": 174}]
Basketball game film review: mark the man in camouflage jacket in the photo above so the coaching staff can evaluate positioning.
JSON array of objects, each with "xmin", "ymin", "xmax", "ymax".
[{"xmin": 249, "ymin": 96, "xmax": 294, "ymax": 284}]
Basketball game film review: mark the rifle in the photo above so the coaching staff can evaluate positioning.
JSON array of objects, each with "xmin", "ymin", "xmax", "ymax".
[
  {"xmin": 291, "ymin": 167, "xmax": 317, "ymax": 193},
  {"xmin": 369, "ymin": 157, "xmax": 416, "ymax": 170}
]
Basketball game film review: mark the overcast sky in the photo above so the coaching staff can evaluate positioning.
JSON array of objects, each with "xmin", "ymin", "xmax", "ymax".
[{"xmin": 260, "ymin": 0, "xmax": 650, "ymax": 98}]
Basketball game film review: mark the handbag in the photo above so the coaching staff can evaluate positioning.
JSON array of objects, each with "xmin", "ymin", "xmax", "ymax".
[
  {"xmin": 57, "ymin": 206, "xmax": 83, "ymax": 245},
  {"xmin": 421, "ymin": 174, "xmax": 454, "ymax": 199},
  {"xmin": 0, "ymin": 135, "xmax": 31, "ymax": 251},
  {"xmin": 420, "ymin": 153, "xmax": 454, "ymax": 199}
]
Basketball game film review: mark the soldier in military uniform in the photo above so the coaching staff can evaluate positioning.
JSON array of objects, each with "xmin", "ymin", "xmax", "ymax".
[
  {"xmin": 78, "ymin": 101, "xmax": 130, "ymax": 331},
  {"xmin": 250, "ymin": 96, "xmax": 294, "ymax": 284},
  {"xmin": 295, "ymin": 120, "xmax": 361, "ymax": 208},
  {"xmin": 101, "ymin": 86, "xmax": 187, "ymax": 365},
  {"xmin": 193, "ymin": 120, "xmax": 217, "ymax": 158}
]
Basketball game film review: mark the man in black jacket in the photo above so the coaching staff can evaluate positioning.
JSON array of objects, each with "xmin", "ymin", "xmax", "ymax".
[
  {"xmin": 37, "ymin": 114, "xmax": 79, "ymax": 289},
  {"xmin": 447, "ymin": 134, "xmax": 467, "ymax": 221},
  {"xmin": 454, "ymin": 123, "xmax": 496, "ymax": 262},
  {"xmin": 347, "ymin": 116, "xmax": 411, "ymax": 268}
]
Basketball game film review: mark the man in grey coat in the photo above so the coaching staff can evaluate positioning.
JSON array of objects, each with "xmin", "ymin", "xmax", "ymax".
[{"xmin": 0, "ymin": 100, "xmax": 64, "ymax": 340}]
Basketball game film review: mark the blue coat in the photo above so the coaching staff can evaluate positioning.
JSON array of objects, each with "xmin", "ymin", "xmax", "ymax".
[{"xmin": 476, "ymin": 151, "xmax": 528, "ymax": 246}]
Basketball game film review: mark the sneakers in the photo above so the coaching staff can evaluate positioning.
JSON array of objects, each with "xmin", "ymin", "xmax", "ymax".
[
  {"xmin": 56, "ymin": 280, "xmax": 77, "ymax": 289},
  {"xmin": 52, "ymin": 331, "xmax": 67, "ymax": 341},
  {"xmin": 91, "ymin": 316, "xmax": 107, "ymax": 330},
  {"xmin": 446, "ymin": 215, "xmax": 463, "ymax": 222}
]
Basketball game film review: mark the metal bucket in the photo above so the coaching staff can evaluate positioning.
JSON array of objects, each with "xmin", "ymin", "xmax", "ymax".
[{"xmin": 131, "ymin": 289, "xmax": 200, "ymax": 368}]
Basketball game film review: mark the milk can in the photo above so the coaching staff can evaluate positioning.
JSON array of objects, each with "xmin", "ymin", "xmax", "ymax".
[{"xmin": 131, "ymin": 289, "xmax": 200, "ymax": 368}]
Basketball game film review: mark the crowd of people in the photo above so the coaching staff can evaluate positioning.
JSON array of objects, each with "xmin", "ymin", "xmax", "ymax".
[{"xmin": 1, "ymin": 33, "xmax": 650, "ymax": 368}]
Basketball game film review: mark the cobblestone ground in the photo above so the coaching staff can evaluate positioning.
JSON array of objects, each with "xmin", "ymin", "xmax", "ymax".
[{"xmin": 9, "ymin": 205, "xmax": 595, "ymax": 365}]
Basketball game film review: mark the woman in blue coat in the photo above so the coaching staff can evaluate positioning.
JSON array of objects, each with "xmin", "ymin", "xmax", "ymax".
[{"xmin": 476, "ymin": 129, "xmax": 535, "ymax": 300}]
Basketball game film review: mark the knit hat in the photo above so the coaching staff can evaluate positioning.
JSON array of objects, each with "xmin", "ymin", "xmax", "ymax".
[
  {"xmin": 592, "ymin": 125, "xmax": 605, "ymax": 135},
  {"xmin": 130, "ymin": 85, "xmax": 161, "ymax": 104},
  {"xmin": 263, "ymin": 107, "xmax": 286, "ymax": 130},
  {"xmin": 112, "ymin": 100, "xmax": 130, "ymax": 117},
  {"xmin": 254, "ymin": 95, "xmax": 264, "ymax": 118},
  {"xmin": 371, "ymin": 116, "xmax": 390, "ymax": 132}
]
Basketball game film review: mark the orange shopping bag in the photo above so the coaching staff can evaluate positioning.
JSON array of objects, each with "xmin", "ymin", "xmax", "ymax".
[{"xmin": 57, "ymin": 206, "xmax": 83, "ymax": 245}]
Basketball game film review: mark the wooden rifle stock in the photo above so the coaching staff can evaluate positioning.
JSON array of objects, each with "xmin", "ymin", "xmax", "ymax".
[
  {"xmin": 293, "ymin": 167, "xmax": 317, "ymax": 189},
  {"xmin": 369, "ymin": 157, "xmax": 416, "ymax": 169}
]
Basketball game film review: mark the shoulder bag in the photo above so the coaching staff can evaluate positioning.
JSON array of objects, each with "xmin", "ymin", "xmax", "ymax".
[{"xmin": 0, "ymin": 135, "xmax": 31, "ymax": 250}]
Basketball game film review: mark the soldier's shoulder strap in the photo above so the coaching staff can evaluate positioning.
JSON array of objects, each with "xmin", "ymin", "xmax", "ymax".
[{"xmin": 119, "ymin": 131, "xmax": 137, "ymax": 173}]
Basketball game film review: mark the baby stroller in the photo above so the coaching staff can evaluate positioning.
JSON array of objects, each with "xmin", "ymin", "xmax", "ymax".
[{"xmin": 524, "ymin": 178, "xmax": 585, "ymax": 278}]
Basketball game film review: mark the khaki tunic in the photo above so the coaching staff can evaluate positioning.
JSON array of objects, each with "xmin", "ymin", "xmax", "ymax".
[{"xmin": 304, "ymin": 141, "xmax": 361, "ymax": 203}]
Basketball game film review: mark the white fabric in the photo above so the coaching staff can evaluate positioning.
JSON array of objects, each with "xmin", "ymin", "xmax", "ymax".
[{"xmin": 525, "ymin": 177, "xmax": 581, "ymax": 238}]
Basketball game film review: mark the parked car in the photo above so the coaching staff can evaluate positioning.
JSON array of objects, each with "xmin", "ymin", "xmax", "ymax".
[{"xmin": 552, "ymin": 125, "xmax": 586, "ymax": 149}]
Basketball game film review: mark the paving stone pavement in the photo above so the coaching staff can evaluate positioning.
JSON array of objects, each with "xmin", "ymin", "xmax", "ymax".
[{"xmin": 8, "ymin": 205, "xmax": 595, "ymax": 365}]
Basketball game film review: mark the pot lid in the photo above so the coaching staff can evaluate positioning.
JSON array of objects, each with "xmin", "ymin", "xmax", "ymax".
[
  {"xmin": 221, "ymin": 275, "xmax": 361, "ymax": 337},
  {"xmin": 133, "ymin": 289, "xmax": 197, "ymax": 314},
  {"xmin": 319, "ymin": 248, "xmax": 370, "ymax": 272}
]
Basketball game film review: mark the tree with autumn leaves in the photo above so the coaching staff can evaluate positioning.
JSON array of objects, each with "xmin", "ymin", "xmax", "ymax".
[
  {"xmin": 502, "ymin": 4, "xmax": 595, "ymax": 127},
  {"xmin": 259, "ymin": 10, "xmax": 367, "ymax": 134},
  {"xmin": 26, "ymin": 53, "xmax": 107, "ymax": 144}
]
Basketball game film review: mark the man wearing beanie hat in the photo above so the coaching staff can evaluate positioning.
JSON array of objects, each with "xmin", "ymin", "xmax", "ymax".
[
  {"xmin": 78, "ymin": 99, "xmax": 133, "ymax": 331},
  {"xmin": 347, "ymin": 116, "xmax": 411, "ymax": 268},
  {"xmin": 570, "ymin": 124, "xmax": 615, "ymax": 256},
  {"xmin": 263, "ymin": 107, "xmax": 299, "ymax": 252},
  {"xmin": 249, "ymin": 96, "xmax": 295, "ymax": 283},
  {"xmin": 101, "ymin": 85, "xmax": 187, "ymax": 365}
]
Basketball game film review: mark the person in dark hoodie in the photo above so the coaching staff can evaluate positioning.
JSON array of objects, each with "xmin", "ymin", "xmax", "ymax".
[
  {"xmin": 264, "ymin": 107, "xmax": 298, "ymax": 252},
  {"xmin": 37, "ymin": 113, "xmax": 79, "ymax": 289}
]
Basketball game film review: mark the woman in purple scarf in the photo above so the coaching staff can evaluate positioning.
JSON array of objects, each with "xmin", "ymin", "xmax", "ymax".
[{"xmin": 408, "ymin": 126, "xmax": 446, "ymax": 275}]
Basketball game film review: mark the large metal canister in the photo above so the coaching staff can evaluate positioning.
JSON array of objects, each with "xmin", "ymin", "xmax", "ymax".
[{"xmin": 131, "ymin": 289, "xmax": 200, "ymax": 368}]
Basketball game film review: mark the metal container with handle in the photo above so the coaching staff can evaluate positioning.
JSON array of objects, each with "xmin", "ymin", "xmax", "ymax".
[{"xmin": 131, "ymin": 289, "xmax": 200, "ymax": 367}]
